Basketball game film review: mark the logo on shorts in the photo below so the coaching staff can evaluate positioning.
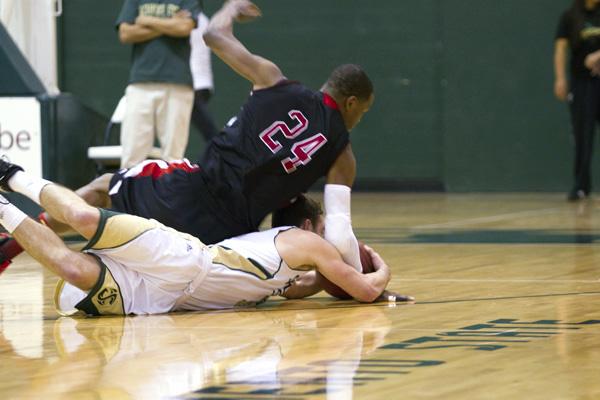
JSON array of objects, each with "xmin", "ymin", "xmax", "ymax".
[{"xmin": 97, "ymin": 288, "xmax": 118, "ymax": 306}]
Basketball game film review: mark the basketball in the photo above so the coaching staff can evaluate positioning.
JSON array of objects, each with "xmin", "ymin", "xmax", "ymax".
[{"xmin": 320, "ymin": 241, "xmax": 375, "ymax": 300}]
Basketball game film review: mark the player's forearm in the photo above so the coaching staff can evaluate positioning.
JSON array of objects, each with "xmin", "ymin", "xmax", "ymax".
[
  {"xmin": 119, "ymin": 23, "xmax": 162, "ymax": 44},
  {"xmin": 136, "ymin": 15, "xmax": 194, "ymax": 37},
  {"xmin": 324, "ymin": 184, "xmax": 362, "ymax": 271}
]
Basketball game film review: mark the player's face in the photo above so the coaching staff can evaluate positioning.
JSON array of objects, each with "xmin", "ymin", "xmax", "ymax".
[{"xmin": 344, "ymin": 94, "xmax": 375, "ymax": 131}]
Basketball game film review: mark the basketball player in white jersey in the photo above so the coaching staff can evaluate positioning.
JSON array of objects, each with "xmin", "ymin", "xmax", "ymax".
[{"xmin": 0, "ymin": 159, "xmax": 410, "ymax": 315}]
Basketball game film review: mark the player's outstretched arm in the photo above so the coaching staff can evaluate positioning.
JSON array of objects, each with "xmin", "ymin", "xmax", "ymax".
[{"xmin": 203, "ymin": 0, "xmax": 284, "ymax": 90}]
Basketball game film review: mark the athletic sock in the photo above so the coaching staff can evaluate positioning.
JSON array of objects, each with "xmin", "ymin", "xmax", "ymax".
[
  {"xmin": 0, "ymin": 195, "xmax": 28, "ymax": 233},
  {"xmin": 7, "ymin": 171, "xmax": 52, "ymax": 205}
]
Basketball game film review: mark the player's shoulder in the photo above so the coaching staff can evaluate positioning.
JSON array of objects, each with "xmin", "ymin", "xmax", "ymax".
[
  {"xmin": 285, "ymin": 229, "xmax": 332, "ymax": 256},
  {"xmin": 253, "ymin": 80, "xmax": 315, "ymax": 98}
]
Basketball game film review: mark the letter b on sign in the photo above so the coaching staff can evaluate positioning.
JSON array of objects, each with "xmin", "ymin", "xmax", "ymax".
[{"xmin": 0, "ymin": 124, "xmax": 31, "ymax": 150}]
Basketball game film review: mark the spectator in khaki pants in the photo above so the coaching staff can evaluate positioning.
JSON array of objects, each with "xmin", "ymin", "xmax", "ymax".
[{"xmin": 116, "ymin": 0, "xmax": 201, "ymax": 168}]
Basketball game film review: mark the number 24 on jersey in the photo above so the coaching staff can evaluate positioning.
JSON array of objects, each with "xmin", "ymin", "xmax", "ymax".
[{"xmin": 259, "ymin": 110, "xmax": 328, "ymax": 174}]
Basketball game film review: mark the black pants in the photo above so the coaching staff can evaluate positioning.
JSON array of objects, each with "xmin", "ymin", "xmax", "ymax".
[{"xmin": 569, "ymin": 76, "xmax": 600, "ymax": 194}]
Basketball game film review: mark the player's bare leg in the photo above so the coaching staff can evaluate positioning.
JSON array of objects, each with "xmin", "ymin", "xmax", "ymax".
[
  {"xmin": 41, "ymin": 173, "xmax": 113, "ymax": 235},
  {"xmin": 0, "ymin": 194, "xmax": 100, "ymax": 290},
  {"xmin": 0, "ymin": 157, "xmax": 104, "ymax": 284},
  {"xmin": 38, "ymin": 183, "xmax": 102, "ymax": 239},
  {"xmin": 10, "ymin": 211, "xmax": 100, "ymax": 290},
  {"xmin": 0, "ymin": 169, "xmax": 113, "ymax": 272}
]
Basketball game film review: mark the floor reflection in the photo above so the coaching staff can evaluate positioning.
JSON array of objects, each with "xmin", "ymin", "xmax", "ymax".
[{"xmin": 0, "ymin": 306, "xmax": 391, "ymax": 399}]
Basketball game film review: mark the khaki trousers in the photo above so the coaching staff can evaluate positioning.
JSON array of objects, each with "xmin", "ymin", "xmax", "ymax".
[{"xmin": 120, "ymin": 82, "xmax": 194, "ymax": 168}]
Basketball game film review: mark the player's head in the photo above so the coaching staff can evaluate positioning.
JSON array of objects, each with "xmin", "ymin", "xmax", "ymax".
[
  {"xmin": 321, "ymin": 64, "xmax": 374, "ymax": 131},
  {"xmin": 272, "ymin": 194, "xmax": 324, "ymax": 236}
]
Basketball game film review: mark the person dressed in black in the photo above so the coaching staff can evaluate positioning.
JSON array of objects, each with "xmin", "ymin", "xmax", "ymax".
[
  {"xmin": 189, "ymin": 7, "xmax": 220, "ymax": 151},
  {"xmin": 0, "ymin": 0, "xmax": 373, "ymax": 275},
  {"xmin": 554, "ymin": 0, "xmax": 600, "ymax": 201}
]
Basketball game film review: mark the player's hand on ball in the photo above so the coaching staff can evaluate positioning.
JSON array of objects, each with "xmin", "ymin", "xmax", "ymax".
[{"xmin": 363, "ymin": 245, "xmax": 386, "ymax": 271}]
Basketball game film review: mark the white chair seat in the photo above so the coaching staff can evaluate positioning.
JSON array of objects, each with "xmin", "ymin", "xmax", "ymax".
[{"xmin": 87, "ymin": 145, "xmax": 162, "ymax": 165}]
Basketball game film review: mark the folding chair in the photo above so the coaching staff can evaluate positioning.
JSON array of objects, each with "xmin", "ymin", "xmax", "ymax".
[{"xmin": 87, "ymin": 96, "xmax": 161, "ymax": 174}]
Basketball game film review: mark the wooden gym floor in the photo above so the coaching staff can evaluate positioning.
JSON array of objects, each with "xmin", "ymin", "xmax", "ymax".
[{"xmin": 0, "ymin": 193, "xmax": 599, "ymax": 399}]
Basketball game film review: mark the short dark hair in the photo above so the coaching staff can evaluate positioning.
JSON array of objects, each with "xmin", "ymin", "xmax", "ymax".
[
  {"xmin": 272, "ymin": 194, "xmax": 323, "ymax": 228},
  {"xmin": 325, "ymin": 64, "xmax": 373, "ymax": 101}
]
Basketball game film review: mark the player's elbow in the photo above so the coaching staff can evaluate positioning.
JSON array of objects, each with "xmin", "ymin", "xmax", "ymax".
[
  {"xmin": 202, "ymin": 28, "xmax": 222, "ymax": 48},
  {"xmin": 281, "ymin": 289, "xmax": 307, "ymax": 300}
]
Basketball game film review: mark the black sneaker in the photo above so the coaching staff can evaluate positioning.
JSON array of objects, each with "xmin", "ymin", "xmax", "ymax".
[
  {"xmin": 567, "ymin": 189, "xmax": 587, "ymax": 202},
  {"xmin": 0, "ymin": 156, "xmax": 23, "ymax": 192}
]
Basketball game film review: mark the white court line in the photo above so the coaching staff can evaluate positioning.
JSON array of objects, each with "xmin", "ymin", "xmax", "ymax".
[
  {"xmin": 399, "ymin": 278, "xmax": 600, "ymax": 283},
  {"xmin": 480, "ymin": 329, "xmax": 517, "ymax": 336},
  {"xmin": 412, "ymin": 207, "xmax": 563, "ymax": 230}
]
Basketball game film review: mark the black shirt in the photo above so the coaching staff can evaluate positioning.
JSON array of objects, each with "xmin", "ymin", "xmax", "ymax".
[
  {"xmin": 199, "ymin": 80, "xmax": 350, "ymax": 229},
  {"xmin": 556, "ymin": 6, "xmax": 600, "ymax": 79},
  {"xmin": 109, "ymin": 81, "xmax": 350, "ymax": 243}
]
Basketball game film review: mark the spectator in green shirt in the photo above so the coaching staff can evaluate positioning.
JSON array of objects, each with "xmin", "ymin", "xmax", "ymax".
[{"xmin": 116, "ymin": 0, "xmax": 201, "ymax": 168}]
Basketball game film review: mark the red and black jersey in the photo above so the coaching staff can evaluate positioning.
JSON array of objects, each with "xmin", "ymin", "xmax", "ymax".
[
  {"xmin": 199, "ymin": 80, "xmax": 350, "ymax": 229},
  {"xmin": 110, "ymin": 81, "xmax": 349, "ymax": 243}
]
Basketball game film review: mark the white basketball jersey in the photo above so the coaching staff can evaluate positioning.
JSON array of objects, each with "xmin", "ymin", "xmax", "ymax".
[{"xmin": 179, "ymin": 227, "xmax": 310, "ymax": 310}]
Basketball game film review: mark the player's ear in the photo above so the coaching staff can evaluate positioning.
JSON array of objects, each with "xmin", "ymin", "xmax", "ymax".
[
  {"xmin": 344, "ymin": 95, "xmax": 359, "ymax": 111},
  {"xmin": 299, "ymin": 218, "xmax": 313, "ymax": 231}
]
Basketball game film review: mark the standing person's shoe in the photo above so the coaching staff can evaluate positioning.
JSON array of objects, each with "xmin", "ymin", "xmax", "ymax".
[
  {"xmin": 0, "ymin": 157, "xmax": 23, "ymax": 192},
  {"xmin": 567, "ymin": 189, "xmax": 587, "ymax": 202}
]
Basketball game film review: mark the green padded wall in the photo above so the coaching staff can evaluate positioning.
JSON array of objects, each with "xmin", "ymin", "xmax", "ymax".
[
  {"xmin": 57, "ymin": 0, "xmax": 129, "ymax": 117},
  {"xmin": 58, "ymin": 0, "xmax": 577, "ymax": 192},
  {"xmin": 441, "ymin": 0, "xmax": 573, "ymax": 191}
]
